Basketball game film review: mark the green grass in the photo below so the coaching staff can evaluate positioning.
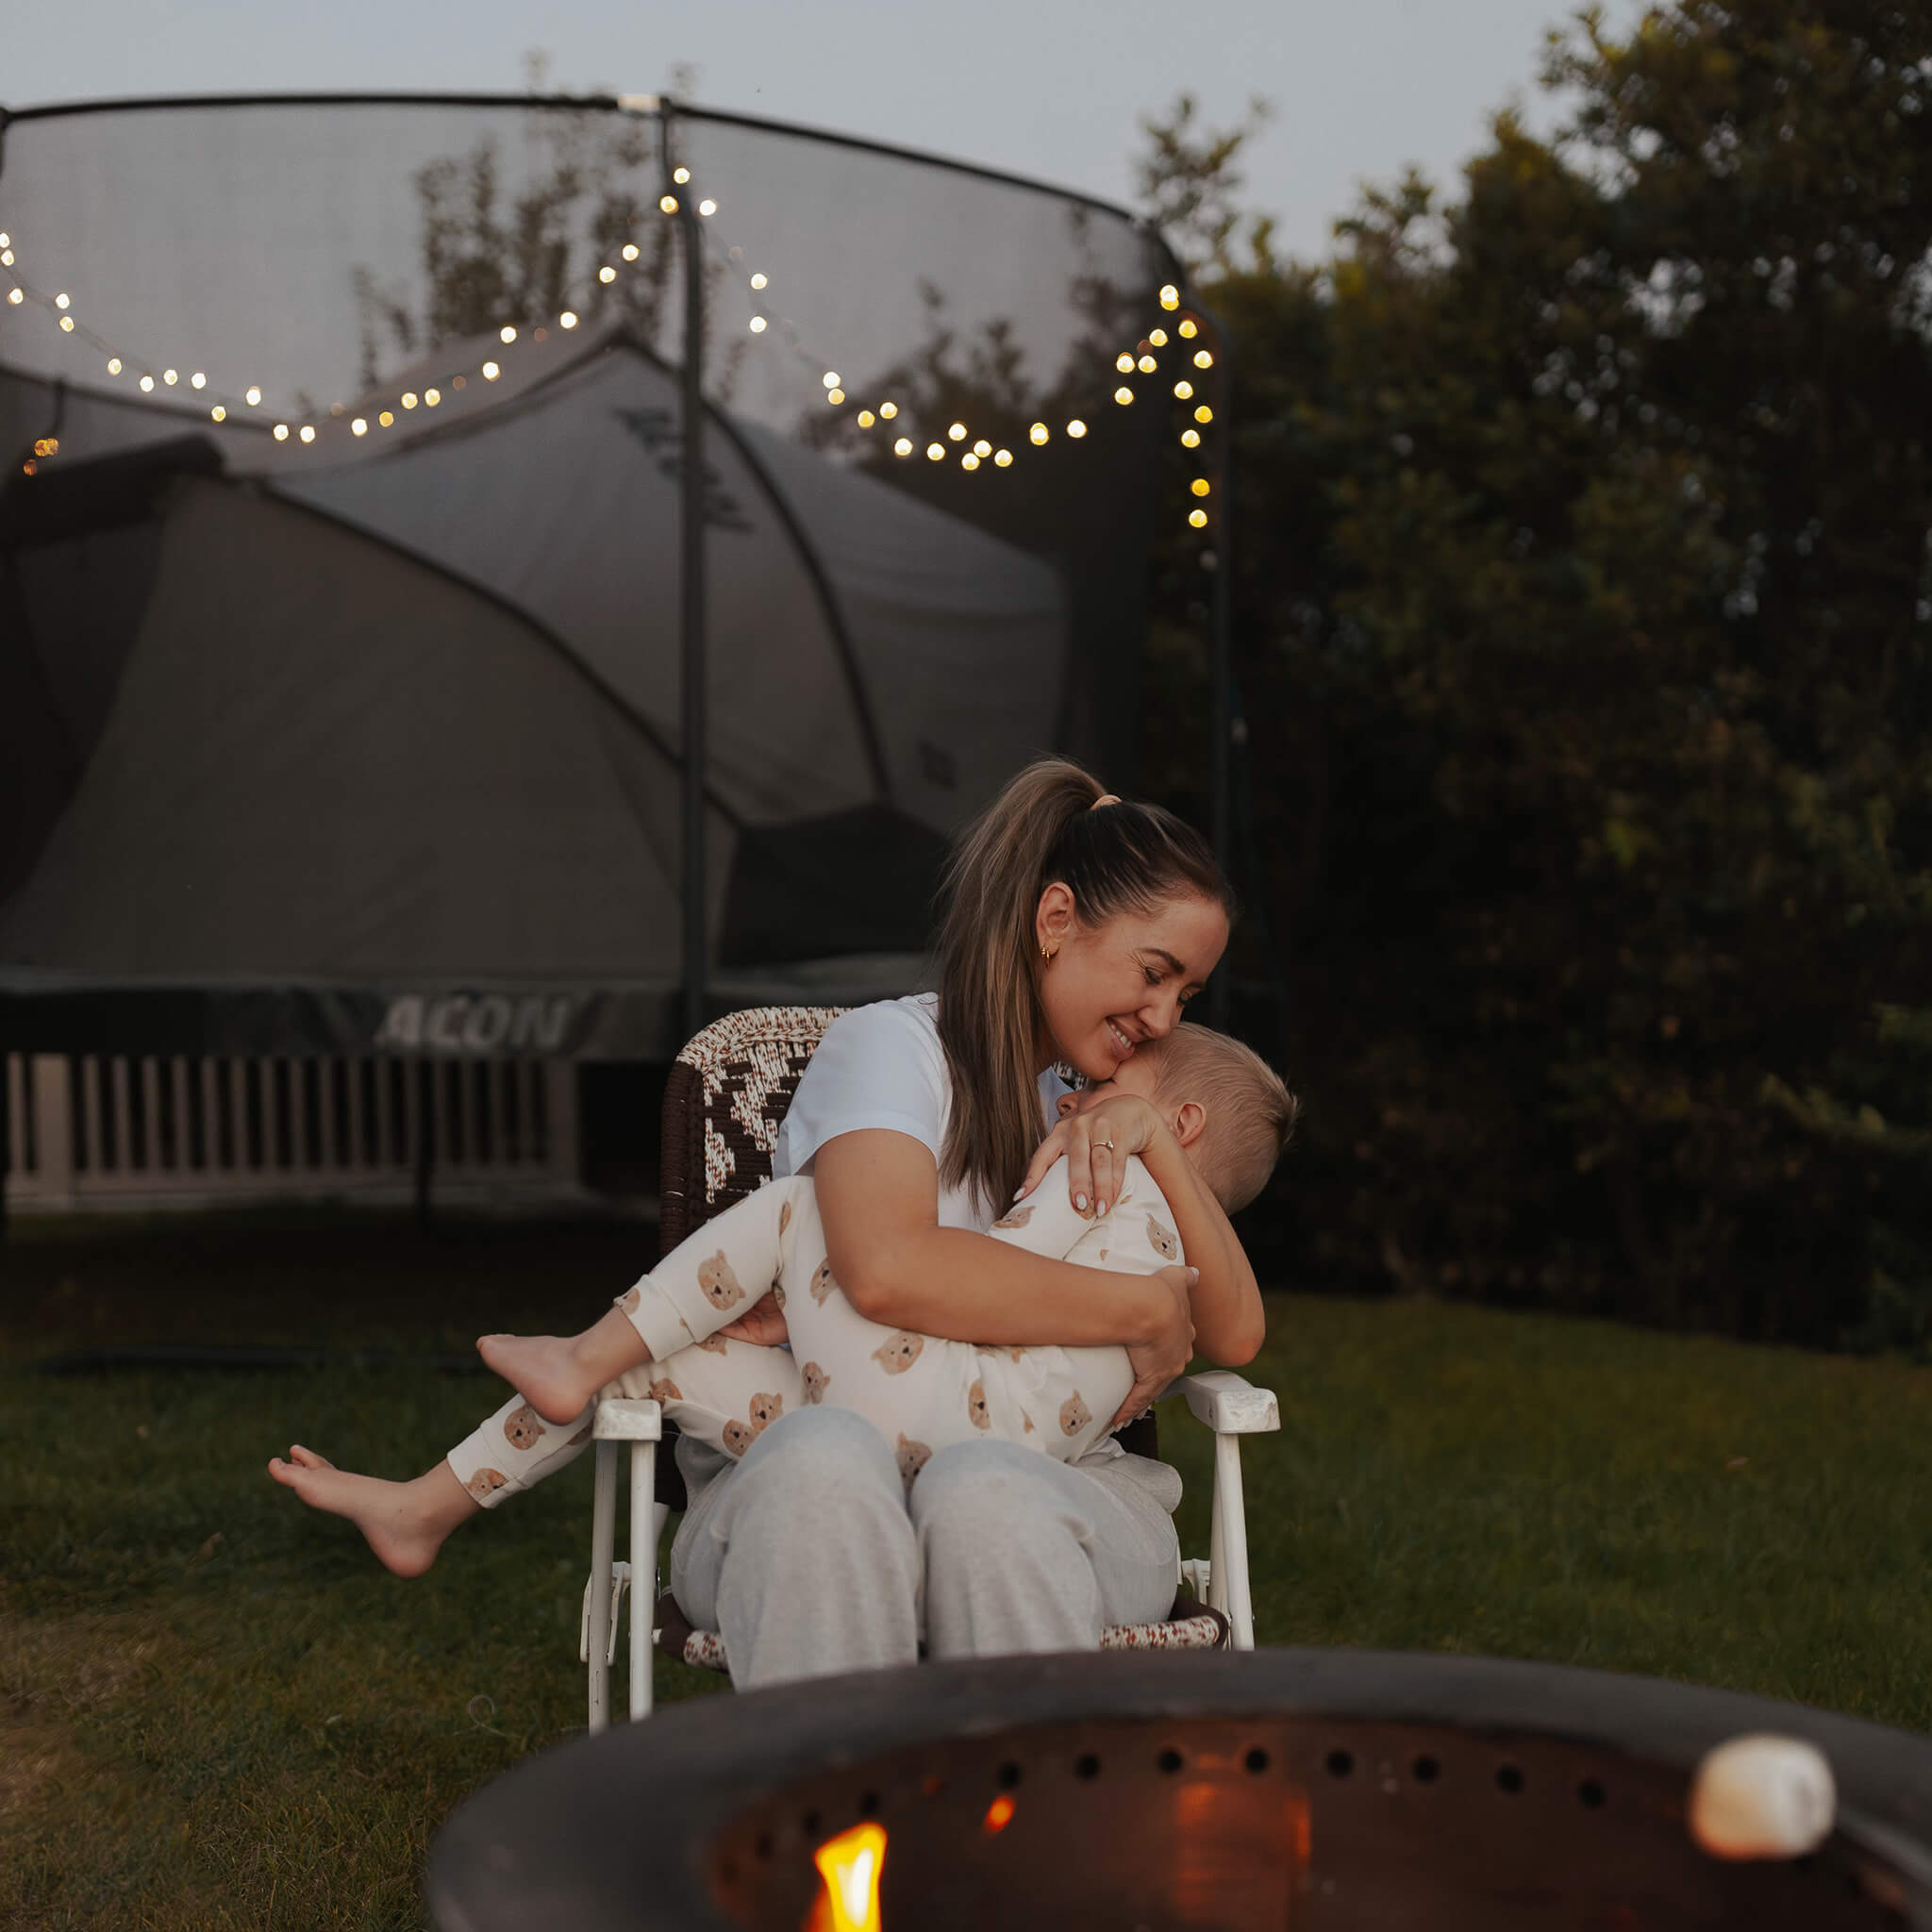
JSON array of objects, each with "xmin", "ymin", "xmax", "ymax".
[{"xmin": 2, "ymin": 1218, "xmax": 1928, "ymax": 1927}]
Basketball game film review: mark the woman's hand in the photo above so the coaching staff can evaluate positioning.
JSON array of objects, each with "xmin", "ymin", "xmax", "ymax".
[
  {"xmin": 715, "ymin": 1291, "xmax": 790, "ymax": 1347},
  {"xmin": 1015, "ymin": 1091, "xmax": 1166, "ymax": 1218},
  {"xmin": 1110, "ymin": 1263, "xmax": 1196, "ymax": 1428}
]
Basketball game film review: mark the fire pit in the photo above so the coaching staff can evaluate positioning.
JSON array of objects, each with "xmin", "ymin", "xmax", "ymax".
[{"xmin": 428, "ymin": 1649, "xmax": 1932, "ymax": 1931}]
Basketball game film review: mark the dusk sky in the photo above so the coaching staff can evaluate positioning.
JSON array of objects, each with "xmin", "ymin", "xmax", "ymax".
[{"xmin": 8, "ymin": 0, "xmax": 1635, "ymax": 262}]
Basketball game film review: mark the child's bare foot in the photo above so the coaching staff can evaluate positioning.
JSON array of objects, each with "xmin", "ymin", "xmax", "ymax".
[
  {"xmin": 267, "ymin": 1445, "xmax": 475, "ymax": 1578},
  {"xmin": 475, "ymin": 1333, "xmax": 599, "ymax": 1425}
]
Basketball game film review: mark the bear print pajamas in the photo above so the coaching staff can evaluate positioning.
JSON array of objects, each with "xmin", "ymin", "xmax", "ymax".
[{"xmin": 445, "ymin": 1154, "xmax": 1185, "ymax": 1507}]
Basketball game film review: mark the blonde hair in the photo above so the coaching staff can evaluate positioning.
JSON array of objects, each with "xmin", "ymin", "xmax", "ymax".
[
  {"xmin": 1141, "ymin": 1024, "xmax": 1298, "ymax": 1212},
  {"xmin": 934, "ymin": 758, "xmax": 1234, "ymax": 1217}
]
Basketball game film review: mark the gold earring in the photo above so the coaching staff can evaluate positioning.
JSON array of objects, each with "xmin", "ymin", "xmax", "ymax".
[{"xmin": 1041, "ymin": 943, "xmax": 1056, "ymax": 962}]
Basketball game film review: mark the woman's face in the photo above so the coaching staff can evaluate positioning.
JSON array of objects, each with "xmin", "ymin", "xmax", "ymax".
[{"xmin": 1035, "ymin": 887, "xmax": 1228, "ymax": 1081}]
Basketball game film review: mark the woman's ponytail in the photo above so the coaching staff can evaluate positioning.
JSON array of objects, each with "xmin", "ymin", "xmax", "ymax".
[{"xmin": 933, "ymin": 758, "xmax": 1231, "ymax": 1216}]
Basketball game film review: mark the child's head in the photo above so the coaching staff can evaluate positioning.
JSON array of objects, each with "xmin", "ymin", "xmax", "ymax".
[{"xmin": 1071, "ymin": 1024, "xmax": 1297, "ymax": 1211}]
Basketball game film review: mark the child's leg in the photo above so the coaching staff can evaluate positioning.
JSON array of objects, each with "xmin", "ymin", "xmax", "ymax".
[
  {"xmin": 476, "ymin": 1176, "xmax": 814, "ymax": 1425},
  {"xmin": 268, "ymin": 1446, "xmax": 477, "ymax": 1578}
]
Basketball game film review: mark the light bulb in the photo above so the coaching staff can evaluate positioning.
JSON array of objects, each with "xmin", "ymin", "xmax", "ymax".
[
  {"xmin": 893, "ymin": 437, "xmax": 913, "ymax": 457},
  {"xmin": 961, "ymin": 453, "xmax": 979, "ymax": 470},
  {"xmin": 378, "ymin": 410, "xmax": 393, "ymax": 426},
  {"xmin": 482, "ymin": 361, "xmax": 500, "ymax": 379},
  {"xmin": 58, "ymin": 315, "xmax": 74, "ymax": 331},
  {"xmin": 191, "ymin": 373, "xmax": 207, "ymax": 390},
  {"xmin": 140, "ymin": 375, "xmax": 156, "ymax": 392},
  {"xmin": 974, "ymin": 439, "xmax": 991, "ymax": 457},
  {"xmin": 210, "ymin": 405, "xmax": 225, "ymax": 422},
  {"xmin": 1138, "ymin": 355, "xmax": 1157, "ymax": 374},
  {"xmin": 1174, "ymin": 380, "xmax": 1193, "ymax": 399},
  {"xmin": 622, "ymin": 242, "xmax": 640, "ymax": 261},
  {"xmin": 55, "ymin": 291, "xmax": 69, "ymax": 309},
  {"xmin": 1029, "ymin": 424, "xmax": 1048, "ymax": 445},
  {"xmin": 352, "ymin": 417, "xmax": 368, "ymax": 436},
  {"xmin": 299, "ymin": 425, "xmax": 316, "ymax": 443},
  {"xmin": 1191, "ymin": 478, "xmax": 1211, "ymax": 497},
  {"xmin": 0, "ymin": 250, "xmax": 11, "ymax": 266},
  {"xmin": 1116, "ymin": 353, "xmax": 1134, "ymax": 374},
  {"xmin": 274, "ymin": 423, "xmax": 289, "ymax": 440},
  {"xmin": 824, "ymin": 371, "xmax": 841, "ymax": 389},
  {"xmin": 1067, "ymin": 419, "xmax": 1087, "ymax": 438},
  {"xmin": 879, "ymin": 401, "xmax": 897, "ymax": 419},
  {"xmin": 1194, "ymin": 405, "xmax": 1213, "ymax": 424},
  {"xmin": 1181, "ymin": 428, "xmax": 1201, "ymax": 448},
  {"xmin": 749, "ymin": 315, "xmax": 767, "ymax": 332},
  {"xmin": 1150, "ymin": 328, "xmax": 1168, "ymax": 347},
  {"xmin": 1114, "ymin": 386, "xmax": 1133, "ymax": 405},
  {"xmin": 858, "ymin": 409, "xmax": 875, "ymax": 427},
  {"xmin": 699, "ymin": 199, "xmax": 716, "ymax": 216},
  {"xmin": 599, "ymin": 265, "xmax": 617, "ymax": 283},
  {"xmin": 245, "ymin": 386, "xmax": 262, "ymax": 406},
  {"xmin": 560, "ymin": 310, "xmax": 578, "ymax": 328},
  {"xmin": 659, "ymin": 194, "xmax": 679, "ymax": 214},
  {"xmin": 164, "ymin": 369, "xmax": 183, "ymax": 385},
  {"xmin": 1159, "ymin": 284, "xmax": 1179, "ymax": 309},
  {"xmin": 673, "ymin": 166, "xmax": 691, "ymax": 184},
  {"xmin": 947, "ymin": 422, "xmax": 966, "ymax": 441},
  {"xmin": 750, "ymin": 273, "xmax": 767, "ymax": 290},
  {"xmin": 1194, "ymin": 349, "xmax": 1213, "ymax": 368},
  {"xmin": 827, "ymin": 388, "xmax": 845, "ymax": 405},
  {"xmin": 993, "ymin": 448, "xmax": 1012, "ymax": 466},
  {"xmin": 500, "ymin": 325, "xmax": 517, "ymax": 343},
  {"xmin": 108, "ymin": 358, "xmax": 122, "ymax": 375},
  {"xmin": 0, "ymin": 232, "xmax": 8, "ymax": 247},
  {"xmin": 926, "ymin": 442, "xmax": 944, "ymax": 459},
  {"xmin": 1178, "ymin": 319, "xmax": 1198, "ymax": 338},
  {"xmin": 1189, "ymin": 508, "xmax": 1208, "ymax": 528},
  {"xmin": 5, "ymin": 289, "xmax": 20, "ymax": 305},
  {"xmin": 402, "ymin": 392, "xmax": 418, "ymax": 408},
  {"xmin": 425, "ymin": 388, "xmax": 441, "ymax": 406}
]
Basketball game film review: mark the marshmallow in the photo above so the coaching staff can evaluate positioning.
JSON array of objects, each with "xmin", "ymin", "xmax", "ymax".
[{"xmin": 1690, "ymin": 1733, "xmax": 1837, "ymax": 1860}]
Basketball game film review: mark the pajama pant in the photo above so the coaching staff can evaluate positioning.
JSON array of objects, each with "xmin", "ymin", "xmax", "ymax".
[{"xmin": 446, "ymin": 1157, "xmax": 1184, "ymax": 1505}]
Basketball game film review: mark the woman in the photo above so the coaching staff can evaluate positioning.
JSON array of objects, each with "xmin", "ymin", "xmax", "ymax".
[{"xmin": 677, "ymin": 758, "xmax": 1263, "ymax": 1685}]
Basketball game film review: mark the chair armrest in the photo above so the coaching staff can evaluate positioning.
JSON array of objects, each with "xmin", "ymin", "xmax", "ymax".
[
  {"xmin": 593, "ymin": 1398, "xmax": 663, "ymax": 1441},
  {"xmin": 1164, "ymin": 1371, "xmax": 1279, "ymax": 1435}
]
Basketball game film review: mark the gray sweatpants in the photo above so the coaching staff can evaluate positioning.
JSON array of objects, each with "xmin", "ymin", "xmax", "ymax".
[{"xmin": 669, "ymin": 1405, "xmax": 1183, "ymax": 1689}]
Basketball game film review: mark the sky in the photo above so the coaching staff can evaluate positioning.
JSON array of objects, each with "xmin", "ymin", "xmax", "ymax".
[{"xmin": 4, "ymin": 0, "xmax": 1636, "ymax": 264}]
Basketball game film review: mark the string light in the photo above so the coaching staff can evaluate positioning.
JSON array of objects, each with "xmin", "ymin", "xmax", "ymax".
[
  {"xmin": 622, "ymin": 243, "xmax": 641, "ymax": 261},
  {"xmin": 298, "ymin": 425, "xmax": 315, "ymax": 442},
  {"xmin": 961, "ymin": 452, "xmax": 979, "ymax": 470},
  {"xmin": 1191, "ymin": 478, "xmax": 1210, "ymax": 497},
  {"xmin": 1115, "ymin": 353, "xmax": 1134, "ymax": 374},
  {"xmin": 497, "ymin": 325, "xmax": 515, "ymax": 343},
  {"xmin": 857, "ymin": 408, "xmax": 874, "ymax": 427},
  {"xmin": 560, "ymin": 310, "xmax": 578, "ymax": 328},
  {"xmin": 1029, "ymin": 423, "xmax": 1048, "ymax": 444},
  {"xmin": 163, "ymin": 369, "xmax": 177, "ymax": 385},
  {"xmin": 659, "ymin": 195, "xmax": 680, "ymax": 214},
  {"xmin": 139, "ymin": 375, "xmax": 155, "ymax": 391},
  {"xmin": 58, "ymin": 316, "xmax": 74, "ymax": 331},
  {"xmin": 191, "ymin": 372, "xmax": 206, "ymax": 389},
  {"xmin": 823, "ymin": 371, "xmax": 841, "ymax": 389},
  {"xmin": 1159, "ymin": 284, "xmax": 1179, "ymax": 309},
  {"xmin": 673, "ymin": 166, "xmax": 691, "ymax": 184},
  {"xmin": 699, "ymin": 199, "xmax": 717, "ymax": 216},
  {"xmin": 352, "ymin": 417, "xmax": 368, "ymax": 435},
  {"xmin": 1189, "ymin": 508, "xmax": 1208, "ymax": 527},
  {"xmin": 947, "ymin": 422, "xmax": 966, "ymax": 441},
  {"xmin": 1194, "ymin": 405, "xmax": 1213, "ymax": 424},
  {"xmin": 1193, "ymin": 349, "xmax": 1213, "ymax": 368},
  {"xmin": 993, "ymin": 448, "xmax": 1012, "ymax": 466},
  {"xmin": 1178, "ymin": 319, "xmax": 1198, "ymax": 339},
  {"xmin": 827, "ymin": 388, "xmax": 845, "ymax": 405},
  {"xmin": 108, "ymin": 357, "xmax": 122, "ymax": 374},
  {"xmin": 481, "ymin": 360, "xmax": 500, "ymax": 379},
  {"xmin": 925, "ymin": 442, "xmax": 944, "ymax": 459},
  {"xmin": 378, "ymin": 409, "xmax": 394, "ymax": 426},
  {"xmin": 245, "ymin": 386, "xmax": 262, "ymax": 406},
  {"xmin": 893, "ymin": 437, "xmax": 913, "ymax": 456},
  {"xmin": 749, "ymin": 316, "xmax": 767, "ymax": 332},
  {"xmin": 1181, "ymin": 428, "xmax": 1201, "ymax": 448},
  {"xmin": 54, "ymin": 292, "xmax": 69, "ymax": 309},
  {"xmin": 1137, "ymin": 355, "xmax": 1157, "ymax": 374},
  {"xmin": 973, "ymin": 439, "xmax": 991, "ymax": 457},
  {"xmin": 879, "ymin": 402, "xmax": 897, "ymax": 419},
  {"xmin": 1067, "ymin": 419, "xmax": 1087, "ymax": 438},
  {"xmin": 273, "ymin": 423, "xmax": 290, "ymax": 441},
  {"xmin": 0, "ymin": 250, "xmax": 11, "ymax": 267},
  {"xmin": 1174, "ymin": 380, "xmax": 1193, "ymax": 399},
  {"xmin": 209, "ymin": 405, "xmax": 225, "ymax": 422},
  {"xmin": 599, "ymin": 265, "xmax": 617, "ymax": 284},
  {"xmin": 402, "ymin": 391, "xmax": 418, "ymax": 408},
  {"xmin": 425, "ymin": 388, "xmax": 441, "ymax": 406},
  {"xmin": 1149, "ymin": 328, "xmax": 1168, "ymax": 347},
  {"xmin": 6, "ymin": 289, "xmax": 21, "ymax": 306},
  {"xmin": 749, "ymin": 273, "xmax": 767, "ymax": 290},
  {"xmin": 1113, "ymin": 386, "xmax": 1133, "ymax": 405}
]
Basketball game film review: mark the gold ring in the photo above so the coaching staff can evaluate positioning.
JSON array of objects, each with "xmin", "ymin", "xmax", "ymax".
[{"xmin": 1098, "ymin": 1137, "xmax": 1116, "ymax": 1151}]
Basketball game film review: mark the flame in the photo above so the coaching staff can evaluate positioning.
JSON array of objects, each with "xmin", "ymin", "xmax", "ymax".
[
  {"xmin": 982, "ymin": 1793, "xmax": 1015, "ymax": 1835},
  {"xmin": 810, "ymin": 1821, "xmax": 887, "ymax": 1932}
]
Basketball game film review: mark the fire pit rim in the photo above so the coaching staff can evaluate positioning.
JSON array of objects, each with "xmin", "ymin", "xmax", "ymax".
[{"xmin": 428, "ymin": 1646, "xmax": 1932, "ymax": 1932}]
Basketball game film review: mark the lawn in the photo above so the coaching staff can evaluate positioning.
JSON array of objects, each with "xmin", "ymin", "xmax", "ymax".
[{"xmin": 2, "ymin": 1213, "xmax": 1928, "ymax": 1929}]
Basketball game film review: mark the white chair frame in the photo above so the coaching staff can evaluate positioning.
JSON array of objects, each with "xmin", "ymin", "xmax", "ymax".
[{"xmin": 580, "ymin": 1368, "xmax": 1280, "ymax": 1729}]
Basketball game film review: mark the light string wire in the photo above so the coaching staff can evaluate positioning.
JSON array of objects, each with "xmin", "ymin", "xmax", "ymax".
[{"xmin": 1, "ymin": 182, "xmax": 1219, "ymax": 528}]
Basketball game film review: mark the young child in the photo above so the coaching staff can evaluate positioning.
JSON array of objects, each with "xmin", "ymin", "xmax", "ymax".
[{"xmin": 270, "ymin": 1024, "xmax": 1295, "ymax": 1576}]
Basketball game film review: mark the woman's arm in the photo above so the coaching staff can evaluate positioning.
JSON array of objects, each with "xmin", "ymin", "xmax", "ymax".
[
  {"xmin": 812, "ymin": 1128, "xmax": 1193, "ymax": 1365},
  {"xmin": 1016, "ymin": 1095, "xmax": 1265, "ymax": 1366}
]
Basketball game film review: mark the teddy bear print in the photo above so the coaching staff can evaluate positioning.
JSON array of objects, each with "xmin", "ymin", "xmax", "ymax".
[
  {"xmin": 967, "ymin": 1380, "xmax": 991, "ymax": 1429},
  {"xmin": 749, "ymin": 1391, "xmax": 785, "ymax": 1429},
  {"xmin": 809, "ymin": 1258, "xmax": 838, "ymax": 1305},
  {"xmin": 802, "ymin": 1361, "xmax": 831, "ymax": 1404},
  {"xmin": 873, "ymin": 1331, "xmax": 924, "ymax": 1374},
  {"xmin": 465, "ymin": 1467, "xmax": 509, "ymax": 1503},
  {"xmin": 694, "ymin": 1333, "xmax": 729, "ymax": 1355},
  {"xmin": 502, "ymin": 1404, "xmax": 547, "ymax": 1452},
  {"xmin": 991, "ymin": 1204, "xmax": 1034, "ymax": 1229},
  {"xmin": 895, "ymin": 1433, "xmax": 932, "ymax": 1484},
  {"xmin": 1145, "ymin": 1215, "xmax": 1180, "ymax": 1261},
  {"xmin": 646, "ymin": 1375, "xmax": 682, "ymax": 1404},
  {"xmin": 1059, "ymin": 1392, "xmax": 1092, "ymax": 1436},
  {"xmin": 698, "ymin": 1251, "xmax": 745, "ymax": 1309},
  {"xmin": 722, "ymin": 1419, "xmax": 757, "ymax": 1457},
  {"xmin": 975, "ymin": 1341, "xmax": 1027, "ymax": 1363},
  {"xmin": 1022, "ymin": 1410, "xmax": 1036, "ymax": 1434}
]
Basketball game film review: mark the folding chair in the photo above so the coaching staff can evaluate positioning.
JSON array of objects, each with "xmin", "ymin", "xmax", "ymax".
[{"xmin": 581, "ymin": 1008, "xmax": 1281, "ymax": 1728}]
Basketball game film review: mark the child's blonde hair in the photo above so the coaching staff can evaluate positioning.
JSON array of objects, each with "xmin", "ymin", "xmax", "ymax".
[{"xmin": 1142, "ymin": 1024, "xmax": 1297, "ymax": 1212}]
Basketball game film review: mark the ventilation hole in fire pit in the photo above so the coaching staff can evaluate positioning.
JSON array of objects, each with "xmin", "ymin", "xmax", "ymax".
[
  {"xmin": 997, "ymin": 1761, "xmax": 1023, "ymax": 1790},
  {"xmin": 858, "ymin": 1790, "xmax": 880, "ymax": 1818},
  {"xmin": 1496, "ymin": 1766, "xmax": 1525, "ymax": 1795},
  {"xmin": 920, "ymin": 1774, "xmax": 945, "ymax": 1800},
  {"xmin": 1074, "ymin": 1754, "xmax": 1102, "ymax": 1780},
  {"xmin": 1579, "ymin": 1779, "xmax": 1606, "ymax": 1809},
  {"xmin": 1413, "ymin": 1756, "xmax": 1441, "ymax": 1784},
  {"xmin": 1158, "ymin": 1748, "xmax": 1184, "ymax": 1774},
  {"xmin": 1244, "ymin": 1748, "xmax": 1271, "ymax": 1774},
  {"xmin": 1325, "ymin": 1749, "xmax": 1355, "ymax": 1779}
]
